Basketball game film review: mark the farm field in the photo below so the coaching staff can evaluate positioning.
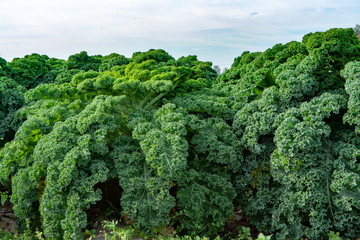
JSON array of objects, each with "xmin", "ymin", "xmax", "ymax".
[{"xmin": 1, "ymin": 28, "xmax": 360, "ymax": 240}]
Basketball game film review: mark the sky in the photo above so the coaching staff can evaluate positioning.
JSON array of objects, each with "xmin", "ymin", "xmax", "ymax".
[{"xmin": 0, "ymin": 0, "xmax": 359, "ymax": 68}]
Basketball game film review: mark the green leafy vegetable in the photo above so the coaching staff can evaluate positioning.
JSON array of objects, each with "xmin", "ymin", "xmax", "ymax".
[{"xmin": 1, "ymin": 28, "xmax": 360, "ymax": 240}]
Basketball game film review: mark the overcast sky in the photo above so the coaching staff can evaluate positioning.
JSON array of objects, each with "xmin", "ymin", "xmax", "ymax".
[{"xmin": 0, "ymin": 0, "xmax": 359, "ymax": 68}]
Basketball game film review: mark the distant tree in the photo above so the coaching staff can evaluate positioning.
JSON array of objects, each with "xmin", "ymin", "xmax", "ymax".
[
  {"xmin": 212, "ymin": 65, "xmax": 221, "ymax": 74},
  {"xmin": 354, "ymin": 24, "xmax": 360, "ymax": 35},
  {"xmin": 222, "ymin": 67, "xmax": 229, "ymax": 73}
]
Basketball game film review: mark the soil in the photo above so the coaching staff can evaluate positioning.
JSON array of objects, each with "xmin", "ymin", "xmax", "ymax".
[
  {"xmin": 0, "ymin": 198, "xmax": 17, "ymax": 234},
  {"xmin": 0, "ymin": 189, "xmax": 259, "ymax": 240}
]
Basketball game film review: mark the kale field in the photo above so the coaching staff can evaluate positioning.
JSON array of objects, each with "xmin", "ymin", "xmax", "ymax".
[{"xmin": 1, "ymin": 28, "xmax": 360, "ymax": 240}]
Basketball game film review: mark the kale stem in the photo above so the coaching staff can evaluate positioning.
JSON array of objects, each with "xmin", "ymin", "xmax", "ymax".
[
  {"xmin": 326, "ymin": 140, "xmax": 335, "ymax": 220},
  {"xmin": 144, "ymin": 91, "xmax": 168, "ymax": 110},
  {"xmin": 326, "ymin": 175, "xmax": 335, "ymax": 220}
]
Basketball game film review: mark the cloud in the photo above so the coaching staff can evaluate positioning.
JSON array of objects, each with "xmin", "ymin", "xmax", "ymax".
[{"xmin": 0, "ymin": 0, "xmax": 359, "ymax": 67}]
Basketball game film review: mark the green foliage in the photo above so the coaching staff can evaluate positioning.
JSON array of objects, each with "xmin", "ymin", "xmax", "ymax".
[
  {"xmin": 0, "ymin": 190, "xmax": 8, "ymax": 205},
  {"xmin": 0, "ymin": 49, "xmax": 230, "ymax": 239},
  {"xmin": 328, "ymin": 231, "xmax": 343, "ymax": 240},
  {"xmin": 225, "ymin": 28, "xmax": 360, "ymax": 240},
  {"xmin": 341, "ymin": 61, "xmax": 360, "ymax": 133},
  {"xmin": 0, "ymin": 77, "xmax": 26, "ymax": 141},
  {"xmin": 99, "ymin": 53, "xmax": 130, "ymax": 72},
  {"xmin": 102, "ymin": 220, "xmax": 135, "ymax": 240},
  {"xmin": 0, "ymin": 57, "xmax": 10, "ymax": 77},
  {"xmin": 354, "ymin": 24, "xmax": 360, "ymax": 36},
  {"xmin": 236, "ymin": 226, "xmax": 252, "ymax": 240},
  {"xmin": 132, "ymin": 49, "xmax": 174, "ymax": 63},
  {"xmin": 2, "ymin": 28, "xmax": 360, "ymax": 240},
  {"xmin": 64, "ymin": 51, "xmax": 102, "ymax": 71},
  {"xmin": 8, "ymin": 54, "xmax": 52, "ymax": 89},
  {"xmin": 0, "ymin": 55, "xmax": 68, "ymax": 147}
]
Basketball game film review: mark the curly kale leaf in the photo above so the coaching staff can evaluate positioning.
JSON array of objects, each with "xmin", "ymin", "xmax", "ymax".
[
  {"xmin": 130, "ymin": 104, "xmax": 189, "ymax": 179},
  {"xmin": 186, "ymin": 115, "xmax": 242, "ymax": 173},
  {"xmin": 169, "ymin": 91, "xmax": 235, "ymax": 120},
  {"xmin": 177, "ymin": 169, "xmax": 236, "ymax": 235},
  {"xmin": 64, "ymin": 51, "xmax": 102, "ymax": 71},
  {"xmin": 342, "ymin": 61, "xmax": 360, "ymax": 133},
  {"xmin": 99, "ymin": 53, "xmax": 130, "ymax": 72},
  {"xmin": 8, "ymin": 54, "xmax": 52, "ymax": 89},
  {"xmin": 112, "ymin": 135, "xmax": 175, "ymax": 230},
  {"xmin": 0, "ymin": 77, "xmax": 26, "ymax": 141},
  {"xmin": 269, "ymin": 92, "xmax": 357, "ymax": 239}
]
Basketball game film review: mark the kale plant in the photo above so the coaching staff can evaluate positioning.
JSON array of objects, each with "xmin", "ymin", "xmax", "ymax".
[
  {"xmin": 0, "ymin": 49, "xmax": 237, "ymax": 239},
  {"xmin": 223, "ymin": 28, "xmax": 360, "ymax": 239}
]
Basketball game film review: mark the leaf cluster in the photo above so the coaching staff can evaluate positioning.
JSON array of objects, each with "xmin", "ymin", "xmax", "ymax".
[{"xmin": 224, "ymin": 28, "xmax": 360, "ymax": 239}]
